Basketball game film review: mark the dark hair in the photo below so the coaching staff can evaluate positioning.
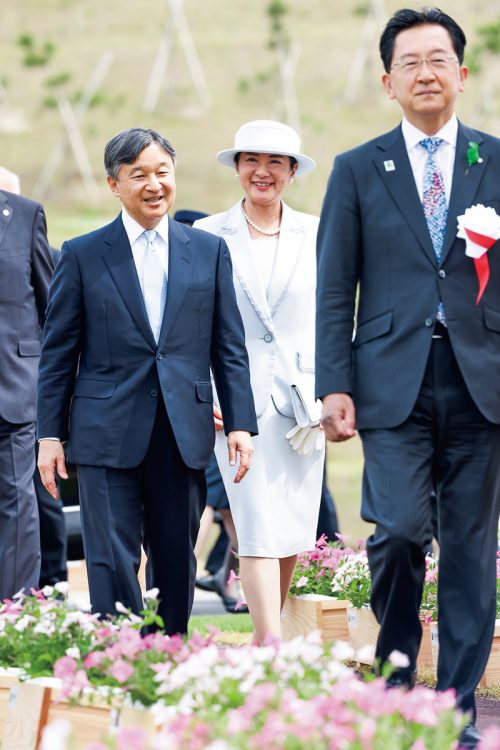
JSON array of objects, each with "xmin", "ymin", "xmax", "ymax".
[
  {"xmin": 379, "ymin": 7, "xmax": 466, "ymax": 72},
  {"xmin": 104, "ymin": 128, "xmax": 176, "ymax": 179},
  {"xmin": 234, "ymin": 152, "xmax": 298, "ymax": 170}
]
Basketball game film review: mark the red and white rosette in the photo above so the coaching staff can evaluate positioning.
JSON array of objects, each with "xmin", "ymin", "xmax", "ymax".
[{"xmin": 457, "ymin": 204, "xmax": 500, "ymax": 304}]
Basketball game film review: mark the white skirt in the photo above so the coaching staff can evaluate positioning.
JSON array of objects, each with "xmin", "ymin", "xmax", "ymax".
[{"xmin": 214, "ymin": 400, "xmax": 324, "ymax": 557}]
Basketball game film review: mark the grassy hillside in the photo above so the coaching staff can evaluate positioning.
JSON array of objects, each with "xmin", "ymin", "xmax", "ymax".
[{"xmin": 2, "ymin": 0, "xmax": 498, "ymax": 537}]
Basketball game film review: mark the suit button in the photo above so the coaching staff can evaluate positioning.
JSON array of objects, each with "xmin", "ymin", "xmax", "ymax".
[
  {"xmin": 425, "ymin": 318, "xmax": 433, "ymax": 327},
  {"xmin": 438, "ymin": 269, "xmax": 446, "ymax": 278},
  {"xmin": 157, "ymin": 353, "xmax": 163, "ymax": 360},
  {"xmin": 263, "ymin": 333, "xmax": 273, "ymax": 343},
  {"xmin": 150, "ymin": 388, "xmax": 158, "ymax": 398}
]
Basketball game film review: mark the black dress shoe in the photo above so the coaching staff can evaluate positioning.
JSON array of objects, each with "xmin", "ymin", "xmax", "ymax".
[
  {"xmin": 385, "ymin": 669, "xmax": 416, "ymax": 690},
  {"xmin": 195, "ymin": 573, "xmax": 219, "ymax": 593},
  {"xmin": 458, "ymin": 723, "xmax": 481, "ymax": 750}
]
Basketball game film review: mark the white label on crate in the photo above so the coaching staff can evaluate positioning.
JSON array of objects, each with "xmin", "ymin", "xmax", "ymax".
[
  {"xmin": 431, "ymin": 630, "xmax": 439, "ymax": 645},
  {"xmin": 348, "ymin": 610, "xmax": 358, "ymax": 628},
  {"xmin": 8, "ymin": 684, "xmax": 18, "ymax": 707}
]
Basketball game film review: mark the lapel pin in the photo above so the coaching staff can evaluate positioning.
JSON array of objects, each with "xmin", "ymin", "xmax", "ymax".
[
  {"xmin": 384, "ymin": 160, "xmax": 396, "ymax": 172},
  {"xmin": 2, "ymin": 209, "xmax": 9, "ymax": 216}
]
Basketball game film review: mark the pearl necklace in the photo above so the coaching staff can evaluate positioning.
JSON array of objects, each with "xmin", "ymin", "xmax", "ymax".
[{"xmin": 241, "ymin": 201, "xmax": 281, "ymax": 236}]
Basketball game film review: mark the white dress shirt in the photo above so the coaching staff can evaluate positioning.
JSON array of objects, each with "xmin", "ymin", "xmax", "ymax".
[
  {"xmin": 121, "ymin": 209, "xmax": 170, "ymax": 292},
  {"xmin": 402, "ymin": 114, "xmax": 458, "ymax": 204}
]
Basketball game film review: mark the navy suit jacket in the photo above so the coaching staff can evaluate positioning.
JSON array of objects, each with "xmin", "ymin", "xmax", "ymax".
[
  {"xmin": 316, "ymin": 122, "xmax": 500, "ymax": 428},
  {"xmin": 37, "ymin": 214, "xmax": 257, "ymax": 469},
  {"xmin": 0, "ymin": 190, "xmax": 53, "ymax": 423}
]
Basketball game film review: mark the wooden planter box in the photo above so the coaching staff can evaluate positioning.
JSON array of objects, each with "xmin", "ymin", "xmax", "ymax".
[
  {"xmin": 119, "ymin": 704, "xmax": 158, "ymax": 733},
  {"xmin": 347, "ymin": 607, "xmax": 434, "ymax": 670},
  {"xmin": 347, "ymin": 606, "xmax": 379, "ymax": 663},
  {"xmin": 281, "ymin": 595, "xmax": 351, "ymax": 642},
  {"xmin": 431, "ymin": 620, "xmax": 500, "ymax": 688},
  {"xmin": 2, "ymin": 677, "xmax": 114, "ymax": 750},
  {"xmin": 0, "ymin": 673, "xmax": 20, "ymax": 747}
]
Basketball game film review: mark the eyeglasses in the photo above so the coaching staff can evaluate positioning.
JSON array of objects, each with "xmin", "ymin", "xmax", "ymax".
[{"xmin": 391, "ymin": 55, "xmax": 459, "ymax": 74}]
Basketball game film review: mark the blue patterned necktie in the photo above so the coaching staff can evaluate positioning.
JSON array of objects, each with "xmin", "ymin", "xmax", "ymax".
[
  {"xmin": 142, "ymin": 229, "xmax": 167, "ymax": 342},
  {"xmin": 420, "ymin": 137, "xmax": 447, "ymax": 325}
]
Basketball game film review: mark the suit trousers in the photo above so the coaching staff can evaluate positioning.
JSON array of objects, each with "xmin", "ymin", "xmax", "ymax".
[
  {"xmin": 360, "ymin": 334, "xmax": 500, "ymax": 717},
  {"xmin": 0, "ymin": 417, "xmax": 41, "ymax": 600},
  {"xmin": 77, "ymin": 398, "xmax": 206, "ymax": 635}
]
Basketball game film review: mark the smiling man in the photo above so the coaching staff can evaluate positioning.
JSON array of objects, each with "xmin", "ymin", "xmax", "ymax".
[
  {"xmin": 37, "ymin": 128, "xmax": 257, "ymax": 635},
  {"xmin": 316, "ymin": 9, "xmax": 500, "ymax": 748}
]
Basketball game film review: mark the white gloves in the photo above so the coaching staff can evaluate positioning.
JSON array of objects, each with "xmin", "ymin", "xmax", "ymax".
[{"xmin": 286, "ymin": 423, "xmax": 325, "ymax": 455}]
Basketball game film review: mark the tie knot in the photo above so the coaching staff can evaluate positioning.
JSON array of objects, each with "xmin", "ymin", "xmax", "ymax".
[
  {"xmin": 143, "ymin": 229, "xmax": 157, "ymax": 244},
  {"xmin": 420, "ymin": 137, "xmax": 443, "ymax": 156}
]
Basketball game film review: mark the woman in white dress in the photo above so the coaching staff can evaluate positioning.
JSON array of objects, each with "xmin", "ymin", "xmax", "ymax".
[{"xmin": 194, "ymin": 120, "xmax": 324, "ymax": 643}]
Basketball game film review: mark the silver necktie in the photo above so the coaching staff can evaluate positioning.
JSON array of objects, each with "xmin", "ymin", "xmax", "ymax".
[{"xmin": 142, "ymin": 229, "xmax": 167, "ymax": 343}]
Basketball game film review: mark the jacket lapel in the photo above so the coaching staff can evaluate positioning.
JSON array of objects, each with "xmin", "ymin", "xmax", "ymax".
[
  {"xmin": 0, "ymin": 191, "xmax": 13, "ymax": 247},
  {"xmin": 266, "ymin": 202, "xmax": 305, "ymax": 315},
  {"xmin": 440, "ymin": 124, "xmax": 487, "ymax": 264},
  {"xmin": 374, "ymin": 126, "xmax": 437, "ymax": 267},
  {"xmin": 157, "ymin": 218, "xmax": 195, "ymax": 345},
  {"xmin": 102, "ymin": 215, "xmax": 157, "ymax": 349},
  {"xmin": 219, "ymin": 202, "xmax": 274, "ymax": 333}
]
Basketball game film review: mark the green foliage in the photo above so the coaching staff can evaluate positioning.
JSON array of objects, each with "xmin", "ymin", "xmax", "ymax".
[
  {"xmin": 17, "ymin": 33, "xmax": 55, "ymax": 67},
  {"xmin": 45, "ymin": 71, "xmax": 72, "ymax": 88},
  {"xmin": 477, "ymin": 21, "xmax": 500, "ymax": 54},
  {"xmin": 267, "ymin": 0, "xmax": 289, "ymax": 51}
]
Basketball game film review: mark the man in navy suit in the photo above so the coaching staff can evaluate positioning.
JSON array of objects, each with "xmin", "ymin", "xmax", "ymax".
[
  {"xmin": 37, "ymin": 128, "xmax": 257, "ymax": 635},
  {"xmin": 316, "ymin": 9, "xmax": 500, "ymax": 748},
  {"xmin": 0, "ymin": 167, "xmax": 54, "ymax": 600}
]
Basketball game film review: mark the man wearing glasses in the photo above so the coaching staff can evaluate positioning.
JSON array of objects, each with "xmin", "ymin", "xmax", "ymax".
[{"xmin": 316, "ymin": 8, "xmax": 500, "ymax": 748}]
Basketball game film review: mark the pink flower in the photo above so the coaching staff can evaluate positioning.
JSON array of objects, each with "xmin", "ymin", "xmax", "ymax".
[
  {"xmin": 478, "ymin": 725, "xmax": 500, "ymax": 750},
  {"xmin": 109, "ymin": 659, "xmax": 134, "ymax": 683},
  {"xmin": 54, "ymin": 656, "xmax": 77, "ymax": 679},
  {"xmin": 227, "ymin": 569, "xmax": 240, "ymax": 584},
  {"xmin": 296, "ymin": 576, "xmax": 309, "ymax": 588},
  {"xmin": 410, "ymin": 740, "xmax": 429, "ymax": 750},
  {"xmin": 114, "ymin": 727, "xmax": 149, "ymax": 750},
  {"xmin": 83, "ymin": 651, "xmax": 105, "ymax": 669},
  {"xmin": 72, "ymin": 670, "xmax": 91, "ymax": 693}
]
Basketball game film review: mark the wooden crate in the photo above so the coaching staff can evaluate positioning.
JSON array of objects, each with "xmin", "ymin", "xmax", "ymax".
[
  {"xmin": 281, "ymin": 596, "xmax": 351, "ymax": 642},
  {"xmin": 119, "ymin": 704, "xmax": 158, "ymax": 733},
  {"xmin": 0, "ymin": 674, "xmax": 20, "ymax": 748},
  {"xmin": 347, "ymin": 606, "xmax": 379, "ymax": 663},
  {"xmin": 2, "ymin": 677, "xmax": 114, "ymax": 750},
  {"xmin": 42, "ymin": 684, "xmax": 114, "ymax": 749},
  {"xmin": 430, "ymin": 620, "xmax": 500, "ymax": 687},
  {"xmin": 2, "ymin": 680, "xmax": 49, "ymax": 750}
]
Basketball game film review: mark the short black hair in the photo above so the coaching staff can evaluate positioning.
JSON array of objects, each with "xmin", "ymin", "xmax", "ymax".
[
  {"xmin": 379, "ymin": 7, "xmax": 466, "ymax": 73},
  {"xmin": 104, "ymin": 128, "xmax": 176, "ymax": 179}
]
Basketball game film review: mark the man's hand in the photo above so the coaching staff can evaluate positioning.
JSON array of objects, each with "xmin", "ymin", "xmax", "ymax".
[
  {"xmin": 38, "ymin": 440, "xmax": 68, "ymax": 500},
  {"xmin": 321, "ymin": 393, "xmax": 356, "ymax": 442},
  {"xmin": 227, "ymin": 431, "xmax": 254, "ymax": 483},
  {"xmin": 213, "ymin": 403, "xmax": 224, "ymax": 431}
]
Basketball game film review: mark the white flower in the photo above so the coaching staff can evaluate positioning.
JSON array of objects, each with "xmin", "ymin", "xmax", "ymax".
[
  {"xmin": 356, "ymin": 644, "xmax": 375, "ymax": 663},
  {"xmin": 66, "ymin": 647, "xmax": 81, "ymax": 659},
  {"xmin": 144, "ymin": 587, "xmax": 160, "ymax": 600},
  {"xmin": 457, "ymin": 204, "xmax": 500, "ymax": 258},
  {"xmin": 115, "ymin": 601, "xmax": 130, "ymax": 614},
  {"xmin": 42, "ymin": 585, "xmax": 54, "ymax": 597},
  {"xmin": 14, "ymin": 615, "xmax": 35, "ymax": 632},
  {"xmin": 54, "ymin": 581, "xmax": 69, "ymax": 596},
  {"xmin": 389, "ymin": 649, "xmax": 410, "ymax": 668},
  {"xmin": 40, "ymin": 719, "xmax": 72, "ymax": 750}
]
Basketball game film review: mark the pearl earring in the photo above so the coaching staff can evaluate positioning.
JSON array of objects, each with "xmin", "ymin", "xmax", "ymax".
[
  {"xmin": 235, "ymin": 173, "xmax": 240, "ymax": 178},
  {"xmin": 290, "ymin": 177, "xmax": 295, "ymax": 183}
]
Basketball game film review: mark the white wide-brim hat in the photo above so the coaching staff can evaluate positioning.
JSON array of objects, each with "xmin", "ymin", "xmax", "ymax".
[{"xmin": 217, "ymin": 119, "xmax": 315, "ymax": 176}]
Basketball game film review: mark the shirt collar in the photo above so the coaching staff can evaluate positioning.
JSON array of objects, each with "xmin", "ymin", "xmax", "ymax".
[
  {"xmin": 402, "ymin": 114, "xmax": 458, "ymax": 151},
  {"xmin": 121, "ymin": 209, "xmax": 170, "ymax": 246}
]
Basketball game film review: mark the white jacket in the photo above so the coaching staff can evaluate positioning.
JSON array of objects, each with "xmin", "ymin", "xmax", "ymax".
[{"xmin": 194, "ymin": 200, "xmax": 319, "ymax": 420}]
